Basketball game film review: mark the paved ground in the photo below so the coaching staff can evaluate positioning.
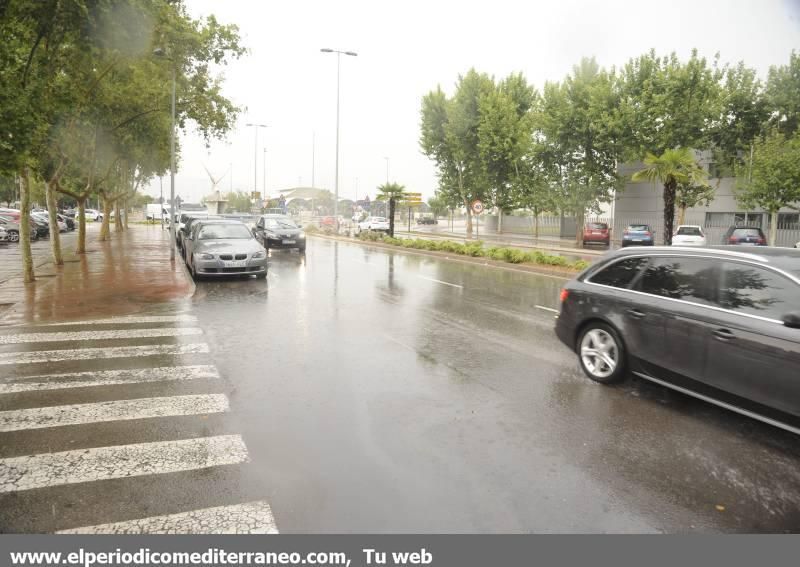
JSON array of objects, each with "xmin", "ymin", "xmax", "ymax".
[{"xmin": 1, "ymin": 227, "xmax": 799, "ymax": 533}]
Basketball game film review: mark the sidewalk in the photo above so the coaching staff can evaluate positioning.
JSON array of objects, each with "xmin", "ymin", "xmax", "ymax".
[{"xmin": 0, "ymin": 224, "xmax": 193, "ymax": 326}]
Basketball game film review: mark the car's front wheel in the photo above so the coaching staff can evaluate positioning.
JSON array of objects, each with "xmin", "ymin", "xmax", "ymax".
[
  {"xmin": 7, "ymin": 230, "xmax": 19, "ymax": 243},
  {"xmin": 577, "ymin": 322, "xmax": 626, "ymax": 384}
]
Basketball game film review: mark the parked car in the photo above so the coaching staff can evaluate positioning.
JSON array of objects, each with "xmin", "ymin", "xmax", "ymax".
[
  {"xmin": 184, "ymin": 220, "xmax": 267, "ymax": 280},
  {"xmin": 0, "ymin": 215, "xmax": 39, "ymax": 242},
  {"xmin": 417, "ymin": 215, "xmax": 438, "ymax": 225},
  {"xmin": 28, "ymin": 214, "xmax": 50, "ymax": 237},
  {"xmin": 84, "ymin": 209, "xmax": 103, "ymax": 222},
  {"xmin": 555, "ymin": 245, "xmax": 800, "ymax": 433},
  {"xmin": 253, "ymin": 214, "xmax": 305, "ymax": 253},
  {"xmin": 30, "ymin": 211, "xmax": 66, "ymax": 233},
  {"xmin": 178, "ymin": 214, "xmax": 222, "ymax": 254},
  {"xmin": 671, "ymin": 225, "xmax": 706, "ymax": 247},
  {"xmin": 58, "ymin": 214, "xmax": 75, "ymax": 231},
  {"xmin": 621, "ymin": 224, "xmax": 655, "ymax": 247},
  {"xmin": 583, "ymin": 222, "xmax": 611, "ymax": 247},
  {"xmin": 356, "ymin": 216, "xmax": 390, "ymax": 234},
  {"xmin": 722, "ymin": 226, "xmax": 767, "ymax": 246},
  {"xmin": 0, "ymin": 226, "xmax": 8, "ymax": 244},
  {"xmin": 0, "ymin": 208, "xmax": 20, "ymax": 221}
]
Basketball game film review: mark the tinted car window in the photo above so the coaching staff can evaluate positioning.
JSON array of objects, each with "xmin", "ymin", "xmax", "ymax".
[
  {"xmin": 627, "ymin": 224, "xmax": 650, "ymax": 232},
  {"xmin": 732, "ymin": 228, "xmax": 763, "ymax": 238},
  {"xmin": 587, "ymin": 222, "xmax": 608, "ymax": 230},
  {"xmin": 717, "ymin": 261, "xmax": 799, "ymax": 321},
  {"xmin": 676, "ymin": 226, "xmax": 702, "ymax": 236},
  {"xmin": 589, "ymin": 257, "xmax": 648, "ymax": 288},
  {"xmin": 636, "ymin": 257, "xmax": 716, "ymax": 305}
]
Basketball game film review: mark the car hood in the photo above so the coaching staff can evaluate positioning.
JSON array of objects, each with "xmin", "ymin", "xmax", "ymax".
[{"xmin": 193, "ymin": 238, "xmax": 263, "ymax": 254}]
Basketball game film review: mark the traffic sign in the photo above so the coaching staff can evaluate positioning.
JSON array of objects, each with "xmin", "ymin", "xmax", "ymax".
[{"xmin": 471, "ymin": 199, "xmax": 484, "ymax": 215}]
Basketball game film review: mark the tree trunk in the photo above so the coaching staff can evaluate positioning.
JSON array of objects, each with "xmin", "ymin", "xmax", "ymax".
[
  {"xmin": 497, "ymin": 209, "xmax": 503, "ymax": 234},
  {"xmin": 45, "ymin": 180, "xmax": 64, "ymax": 266},
  {"xmin": 77, "ymin": 199, "xmax": 87, "ymax": 254},
  {"xmin": 124, "ymin": 198, "xmax": 129, "ymax": 229},
  {"xmin": 114, "ymin": 199, "xmax": 123, "ymax": 232},
  {"xmin": 677, "ymin": 204, "xmax": 687, "ymax": 227},
  {"xmin": 388, "ymin": 197, "xmax": 396, "ymax": 237},
  {"xmin": 19, "ymin": 167, "xmax": 35, "ymax": 283},
  {"xmin": 99, "ymin": 193, "xmax": 112, "ymax": 241},
  {"xmin": 663, "ymin": 180, "xmax": 677, "ymax": 245},
  {"xmin": 533, "ymin": 211, "xmax": 540, "ymax": 239},
  {"xmin": 575, "ymin": 209, "xmax": 585, "ymax": 247},
  {"xmin": 769, "ymin": 210, "xmax": 778, "ymax": 247},
  {"xmin": 464, "ymin": 200, "xmax": 473, "ymax": 238}
]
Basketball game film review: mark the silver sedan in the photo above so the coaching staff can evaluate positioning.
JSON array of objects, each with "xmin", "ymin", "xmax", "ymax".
[{"xmin": 184, "ymin": 221, "xmax": 267, "ymax": 280}]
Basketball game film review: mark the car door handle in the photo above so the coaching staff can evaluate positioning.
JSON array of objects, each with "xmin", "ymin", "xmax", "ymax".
[
  {"xmin": 713, "ymin": 328, "xmax": 736, "ymax": 341},
  {"xmin": 627, "ymin": 309, "xmax": 646, "ymax": 319}
]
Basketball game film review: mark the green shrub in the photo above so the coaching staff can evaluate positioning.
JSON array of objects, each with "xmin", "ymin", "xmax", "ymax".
[{"xmin": 571, "ymin": 259, "xmax": 590, "ymax": 271}]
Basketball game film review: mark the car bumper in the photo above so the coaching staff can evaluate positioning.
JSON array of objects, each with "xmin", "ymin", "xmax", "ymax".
[
  {"xmin": 265, "ymin": 238, "xmax": 305, "ymax": 249},
  {"xmin": 195, "ymin": 258, "xmax": 268, "ymax": 276},
  {"xmin": 621, "ymin": 239, "xmax": 654, "ymax": 246}
]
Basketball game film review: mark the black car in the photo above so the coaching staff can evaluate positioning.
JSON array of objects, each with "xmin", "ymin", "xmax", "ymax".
[
  {"xmin": 58, "ymin": 213, "xmax": 75, "ymax": 231},
  {"xmin": 722, "ymin": 226, "xmax": 767, "ymax": 246},
  {"xmin": 417, "ymin": 216, "xmax": 438, "ymax": 225},
  {"xmin": 555, "ymin": 246, "xmax": 800, "ymax": 433},
  {"xmin": 29, "ymin": 216, "xmax": 49, "ymax": 237},
  {"xmin": 253, "ymin": 215, "xmax": 305, "ymax": 252}
]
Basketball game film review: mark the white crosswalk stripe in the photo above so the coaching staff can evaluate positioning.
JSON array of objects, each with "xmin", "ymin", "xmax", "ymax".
[
  {"xmin": 0, "ymin": 327, "xmax": 202, "ymax": 345},
  {"xmin": 0, "ymin": 434, "xmax": 249, "ymax": 493},
  {"xmin": 0, "ymin": 394, "xmax": 229, "ymax": 432},
  {"xmin": 28, "ymin": 315, "xmax": 198, "ymax": 327},
  {"xmin": 0, "ymin": 365, "xmax": 220, "ymax": 394},
  {"xmin": 57, "ymin": 501, "xmax": 279, "ymax": 534},
  {"xmin": 0, "ymin": 342, "xmax": 209, "ymax": 365}
]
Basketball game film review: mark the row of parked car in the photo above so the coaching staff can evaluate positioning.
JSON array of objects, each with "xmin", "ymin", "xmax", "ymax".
[
  {"xmin": 172, "ymin": 213, "xmax": 307, "ymax": 280},
  {"xmin": 584, "ymin": 222, "xmax": 799, "ymax": 248}
]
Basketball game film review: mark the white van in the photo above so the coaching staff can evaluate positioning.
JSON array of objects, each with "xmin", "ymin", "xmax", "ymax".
[{"xmin": 146, "ymin": 203, "xmax": 171, "ymax": 221}]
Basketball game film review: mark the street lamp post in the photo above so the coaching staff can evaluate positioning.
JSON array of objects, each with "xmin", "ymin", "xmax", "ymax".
[
  {"xmin": 263, "ymin": 148, "xmax": 267, "ymax": 196},
  {"xmin": 321, "ymin": 48, "xmax": 357, "ymax": 232},
  {"xmin": 246, "ymin": 123, "xmax": 268, "ymax": 199},
  {"xmin": 384, "ymin": 156, "xmax": 389, "ymax": 184},
  {"xmin": 154, "ymin": 47, "xmax": 177, "ymax": 261}
]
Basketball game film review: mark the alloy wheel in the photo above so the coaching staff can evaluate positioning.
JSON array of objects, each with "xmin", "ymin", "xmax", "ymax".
[{"xmin": 580, "ymin": 328, "xmax": 618, "ymax": 379}]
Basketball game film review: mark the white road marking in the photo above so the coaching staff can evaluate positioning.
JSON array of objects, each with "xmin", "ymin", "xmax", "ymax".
[
  {"xmin": 417, "ymin": 275, "xmax": 463, "ymax": 289},
  {"xmin": 57, "ymin": 501, "xmax": 279, "ymax": 534},
  {"xmin": 534, "ymin": 305, "xmax": 560, "ymax": 314},
  {"xmin": 32, "ymin": 315, "xmax": 198, "ymax": 327},
  {"xmin": 0, "ymin": 327, "xmax": 202, "ymax": 345},
  {"xmin": 0, "ymin": 394, "xmax": 228, "ymax": 432},
  {"xmin": 0, "ymin": 365, "xmax": 220, "ymax": 394},
  {"xmin": 0, "ymin": 435, "xmax": 248, "ymax": 493},
  {"xmin": 0, "ymin": 343, "xmax": 210, "ymax": 365}
]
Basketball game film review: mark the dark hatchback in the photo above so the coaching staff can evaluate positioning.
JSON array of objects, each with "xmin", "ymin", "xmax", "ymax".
[
  {"xmin": 722, "ymin": 226, "xmax": 767, "ymax": 246},
  {"xmin": 253, "ymin": 215, "xmax": 305, "ymax": 252},
  {"xmin": 555, "ymin": 246, "xmax": 800, "ymax": 433}
]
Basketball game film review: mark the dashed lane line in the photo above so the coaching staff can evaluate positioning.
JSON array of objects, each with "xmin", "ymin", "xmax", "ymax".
[
  {"xmin": 0, "ymin": 434, "xmax": 249, "ymax": 493},
  {"xmin": 0, "ymin": 327, "xmax": 202, "ymax": 345},
  {"xmin": 0, "ymin": 365, "xmax": 220, "ymax": 394},
  {"xmin": 57, "ymin": 500, "xmax": 279, "ymax": 534},
  {"xmin": 417, "ymin": 275, "xmax": 464, "ymax": 289},
  {"xmin": 0, "ymin": 394, "xmax": 229, "ymax": 432},
  {"xmin": 534, "ymin": 305, "xmax": 560, "ymax": 314},
  {"xmin": 0, "ymin": 343, "xmax": 210, "ymax": 365}
]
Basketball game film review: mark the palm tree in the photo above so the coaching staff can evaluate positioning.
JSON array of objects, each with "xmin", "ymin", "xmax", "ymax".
[
  {"xmin": 376, "ymin": 182, "xmax": 407, "ymax": 237},
  {"xmin": 632, "ymin": 148, "xmax": 708, "ymax": 245}
]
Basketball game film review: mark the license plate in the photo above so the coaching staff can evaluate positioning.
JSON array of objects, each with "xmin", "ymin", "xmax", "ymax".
[
  {"xmin": 282, "ymin": 240, "xmax": 296, "ymax": 244},
  {"xmin": 632, "ymin": 239, "xmax": 642, "ymax": 242},
  {"xmin": 223, "ymin": 260, "xmax": 247, "ymax": 267}
]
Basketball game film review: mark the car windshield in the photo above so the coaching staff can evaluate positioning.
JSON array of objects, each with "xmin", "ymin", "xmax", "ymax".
[
  {"xmin": 733, "ymin": 228, "xmax": 762, "ymax": 237},
  {"xmin": 628, "ymin": 225, "xmax": 649, "ymax": 231},
  {"xmin": 197, "ymin": 224, "xmax": 251, "ymax": 240},
  {"xmin": 265, "ymin": 218, "xmax": 297, "ymax": 229},
  {"xmin": 676, "ymin": 226, "xmax": 702, "ymax": 236},
  {"xmin": 588, "ymin": 223, "xmax": 608, "ymax": 230}
]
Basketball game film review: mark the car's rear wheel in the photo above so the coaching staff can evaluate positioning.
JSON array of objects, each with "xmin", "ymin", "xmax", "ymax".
[
  {"xmin": 7, "ymin": 230, "xmax": 19, "ymax": 243},
  {"xmin": 577, "ymin": 322, "xmax": 626, "ymax": 384}
]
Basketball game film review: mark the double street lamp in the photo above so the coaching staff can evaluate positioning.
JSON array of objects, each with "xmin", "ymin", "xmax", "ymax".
[{"xmin": 320, "ymin": 48, "xmax": 357, "ymax": 231}]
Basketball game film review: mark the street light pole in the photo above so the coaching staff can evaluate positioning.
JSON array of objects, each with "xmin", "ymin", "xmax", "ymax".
[
  {"xmin": 263, "ymin": 148, "xmax": 267, "ymax": 195},
  {"xmin": 384, "ymin": 156, "xmax": 389, "ymax": 184},
  {"xmin": 321, "ymin": 48, "xmax": 357, "ymax": 232},
  {"xmin": 246, "ymin": 123, "xmax": 268, "ymax": 199},
  {"xmin": 169, "ymin": 65, "xmax": 176, "ymax": 261}
]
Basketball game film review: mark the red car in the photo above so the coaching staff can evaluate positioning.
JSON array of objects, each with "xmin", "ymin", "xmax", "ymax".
[{"xmin": 582, "ymin": 222, "xmax": 610, "ymax": 247}]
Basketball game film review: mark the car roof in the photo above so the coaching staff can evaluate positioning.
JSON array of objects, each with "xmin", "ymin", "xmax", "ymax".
[
  {"xmin": 609, "ymin": 245, "xmax": 800, "ymax": 274},
  {"xmin": 676, "ymin": 224, "xmax": 702, "ymax": 228}
]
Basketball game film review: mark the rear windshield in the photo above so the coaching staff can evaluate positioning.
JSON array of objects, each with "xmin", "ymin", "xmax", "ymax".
[
  {"xmin": 628, "ymin": 225, "xmax": 650, "ymax": 231},
  {"xmin": 732, "ymin": 228, "xmax": 763, "ymax": 237},
  {"xmin": 676, "ymin": 226, "xmax": 703, "ymax": 236},
  {"xmin": 588, "ymin": 223, "xmax": 608, "ymax": 230},
  {"xmin": 372, "ymin": 217, "xmax": 387, "ymax": 222}
]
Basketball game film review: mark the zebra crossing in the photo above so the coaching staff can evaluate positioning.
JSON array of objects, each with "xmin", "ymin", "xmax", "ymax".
[{"xmin": 0, "ymin": 314, "xmax": 278, "ymax": 534}]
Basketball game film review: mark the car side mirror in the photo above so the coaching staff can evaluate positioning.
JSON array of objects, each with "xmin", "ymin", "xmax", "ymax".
[{"xmin": 782, "ymin": 312, "xmax": 800, "ymax": 329}]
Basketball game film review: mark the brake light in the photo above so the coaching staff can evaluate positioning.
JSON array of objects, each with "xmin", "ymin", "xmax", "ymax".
[
  {"xmin": 559, "ymin": 289, "xmax": 569, "ymax": 303},
  {"xmin": 757, "ymin": 237, "xmax": 766, "ymax": 245},
  {"xmin": 644, "ymin": 231, "xmax": 651, "ymax": 237},
  {"xmin": 728, "ymin": 236, "xmax": 738, "ymax": 243}
]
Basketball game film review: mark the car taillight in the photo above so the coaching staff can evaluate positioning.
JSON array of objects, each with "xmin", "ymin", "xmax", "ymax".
[
  {"xmin": 728, "ymin": 236, "xmax": 738, "ymax": 243},
  {"xmin": 757, "ymin": 237, "xmax": 766, "ymax": 244},
  {"xmin": 644, "ymin": 231, "xmax": 651, "ymax": 237},
  {"xmin": 559, "ymin": 289, "xmax": 569, "ymax": 303}
]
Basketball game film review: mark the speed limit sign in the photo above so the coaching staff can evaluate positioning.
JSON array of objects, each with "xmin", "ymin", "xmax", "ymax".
[{"xmin": 471, "ymin": 199, "xmax": 484, "ymax": 215}]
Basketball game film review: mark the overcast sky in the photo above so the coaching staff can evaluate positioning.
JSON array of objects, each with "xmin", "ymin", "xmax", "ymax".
[{"xmin": 145, "ymin": 0, "xmax": 800, "ymax": 204}]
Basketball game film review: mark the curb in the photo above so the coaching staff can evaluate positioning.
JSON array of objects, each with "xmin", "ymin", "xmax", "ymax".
[{"xmin": 308, "ymin": 234, "xmax": 582, "ymax": 280}]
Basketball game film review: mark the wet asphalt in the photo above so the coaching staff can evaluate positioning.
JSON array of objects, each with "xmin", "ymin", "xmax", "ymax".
[{"xmin": 1, "ymin": 233, "xmax": 799, "ymax": 532}]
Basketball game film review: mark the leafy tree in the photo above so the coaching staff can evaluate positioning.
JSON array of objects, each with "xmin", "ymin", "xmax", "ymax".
[
  {"xmin": 676, "ymin": 182, "xmax": 715, "ymax": 225},
  {"xmin": 765, "ymin": 51, "xmax": 800, "ymax": 137},
  {"xmin": 426, "ymin": 194, "xmax": 450, "ymax": 217},
  {"xmin": 735, "ymin": 130, "xmax": 800, "ymax": 246},
  {"xmin": 632, "ymin": 148, "xmax": 709, "ymax": 244},
  {"xmin": 223, "ymin": 191, "xmax": 252, "ymax": 212}
]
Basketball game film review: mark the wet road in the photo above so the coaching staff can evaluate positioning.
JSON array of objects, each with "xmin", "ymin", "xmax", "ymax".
[{"xmin": 1, "ymin": 235, "xmax": 799, "ymax": 532}]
